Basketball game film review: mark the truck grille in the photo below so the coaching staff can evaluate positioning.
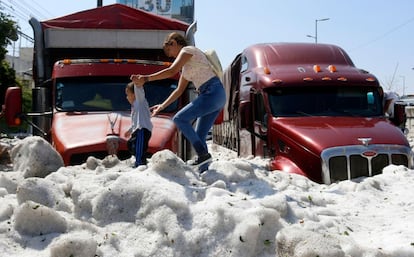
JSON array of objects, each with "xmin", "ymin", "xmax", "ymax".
[{"xmin": 321, "ymin": 145, "xmax": 413, "ymax": 184}]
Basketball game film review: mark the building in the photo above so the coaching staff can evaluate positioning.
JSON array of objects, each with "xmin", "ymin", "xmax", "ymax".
[
  {"xmin": 116, "ymin": 0, "xmax": 194, "ymax": 24},
  {"xmin": 5, "ymin": 47, "xmax": 33, "ymax": 81}
]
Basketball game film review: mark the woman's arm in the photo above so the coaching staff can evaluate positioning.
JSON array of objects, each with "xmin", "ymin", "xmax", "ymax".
[
  {"xmin": 131, "ymin": 51, "xmax": 192, "ymax": 86},
  {"xmin": 151, "ymin": 76, "xmax": 189, "ymax": 116}
]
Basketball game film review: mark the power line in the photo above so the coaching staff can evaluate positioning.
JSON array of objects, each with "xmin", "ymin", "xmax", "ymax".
[
  {"xmin": 1, "ymin": 1, "xmax": 33, "ymax": 36},
  {"xmin": 0, "ymin": 1, "xmax": 28, "ymax": 22},
  {"xmin": 18, "ymin": 30, "xmax": 33, "ymax": 43},
  {"xmin": 350, "ymin": 16, "xmax": 414, "ymax": 52},
  {"xmin": 7, "ymin": 0, "xmax": 48, "ymax": 20},
  {"xmin": 1, "ymin": 0, "xmax": 52, "ymax": 32},
  {"xmin": 21, "ymin": 0, "xmax": 54, "ymax": 19},
  {"xmin": 1, "ymin": 0, "xmax": 38, "ymax": 54}
]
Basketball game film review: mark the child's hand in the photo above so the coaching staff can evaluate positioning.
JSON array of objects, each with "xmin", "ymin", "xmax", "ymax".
[{"xmin": 130, "ymin": 74, "xmax": 146, "ymax": 87}]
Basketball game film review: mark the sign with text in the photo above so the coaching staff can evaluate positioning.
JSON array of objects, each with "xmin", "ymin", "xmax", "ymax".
[{"xmin": 122, "ymin": 0, "xmax": 194, "ymax": 24}]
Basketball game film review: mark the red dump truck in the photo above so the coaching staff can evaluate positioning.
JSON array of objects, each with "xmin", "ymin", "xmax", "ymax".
[
  {"xmin": 2, "ymin": 4, "xmax": 197, "ymax": 165},
  {"xmin": 214, "ymin": 42, "xmax": 413, "ymax": 184}
]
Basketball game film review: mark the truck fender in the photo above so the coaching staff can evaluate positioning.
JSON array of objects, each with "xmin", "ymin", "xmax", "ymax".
[
  {"xmin": 269, "ymin": 155, "xmax": 307, "ymax": 177},
  {"xmin": 214, "ymin": 108, "xmax": 224, "ymax": 124}
]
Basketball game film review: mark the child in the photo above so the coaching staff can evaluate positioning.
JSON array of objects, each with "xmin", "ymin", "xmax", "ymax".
[{"xmin": 125, "ymin": 82, "xmax": 153, "ymax": 167}]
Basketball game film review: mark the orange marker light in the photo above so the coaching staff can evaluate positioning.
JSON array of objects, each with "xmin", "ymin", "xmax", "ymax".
[
  {"xmin": 14, "ymin": 117, "xmax": 21, "ymax": 126},
  {"xmin": 313, "ymin": 65, "xmax": 321, "ymax": 73},
  {"xmin": 328, "ymin": 65, "xmax": 337, "ymax": 72},
  {"xmin": 264, "ymin": 67, "xmax": 271, "ymax": 74}
]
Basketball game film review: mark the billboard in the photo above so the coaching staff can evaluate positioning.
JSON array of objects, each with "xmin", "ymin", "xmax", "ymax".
[{"xmin": 118, "ymin": 0, "xmax": 194, "ymax": 24}]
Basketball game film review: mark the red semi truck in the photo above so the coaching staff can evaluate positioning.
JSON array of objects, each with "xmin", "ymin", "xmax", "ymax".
[
  {"xmin": 214, "ymin": 42, "xmax": 413, "ymax": 184},
  {"xmin": 2, "ymin": 4, "xmax": 197, "ymax": 165}
]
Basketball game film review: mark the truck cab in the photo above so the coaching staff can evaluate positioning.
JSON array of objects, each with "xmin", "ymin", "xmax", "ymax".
[
  {"xmin": 214, "ymin": 42, "xmax": 413, "ymax": 184},
  {"xmin": 2, "ymin": 4, "xmax": 197, "ymax": 165}
]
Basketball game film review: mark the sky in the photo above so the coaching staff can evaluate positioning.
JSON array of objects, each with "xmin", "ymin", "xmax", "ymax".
[
  {"xmin": 2, "ymin": 0, "xmax": 414, "ymax": 95},
  {"xmin": 1, "ymin": 136, "xmax": 414, "ymax": 256}
]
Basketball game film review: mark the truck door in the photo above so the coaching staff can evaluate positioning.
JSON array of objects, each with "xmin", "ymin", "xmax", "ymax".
[{"xmin": 251, "ymin": 90, "xmax": 268, "ymax": 157}]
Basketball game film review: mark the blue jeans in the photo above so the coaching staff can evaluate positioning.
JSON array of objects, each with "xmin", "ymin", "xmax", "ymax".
[
  {"xmin": 173, "ymin": 77, "xmax": 226, "ymax": 156},
  {"xmin": 128, "ymin": 128, "xmax": 151, "ymax": 167}
]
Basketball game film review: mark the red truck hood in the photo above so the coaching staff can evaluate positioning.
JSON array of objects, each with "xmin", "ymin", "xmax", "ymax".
[
  {"xmin": 272, "ymin": 116, "xmax": 409, "ymax": 154},
  {"xmin": 51, "ymin": 112, "xmax": 177, "ymax": 164}
]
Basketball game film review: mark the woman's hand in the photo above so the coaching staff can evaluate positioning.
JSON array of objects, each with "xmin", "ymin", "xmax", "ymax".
[
  {"xmin": 130, "ymin": 74, "xmax": 146, "ymax": 87},
  {"xmin": 150, "ymin": 104, "xmax": 163, "ymax": 117}
]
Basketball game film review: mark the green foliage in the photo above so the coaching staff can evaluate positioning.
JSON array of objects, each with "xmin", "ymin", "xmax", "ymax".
[
  {"xmin": 21, "ymin": 81, "xmax": 32, "ymax": 113},
  {"xmin": 0, "ymin": 7, "xmax": 19, "ymax": 60},
  {"xmin": 0, "ymin": 59, "xmax": 16, "ymax": 88},
  {"xmin": 0, "ymin": 6, "xmax": 21, "ymax": 133},
  {"xmin": 1, "ymin": 6, "xmax": 20, "ymax": 104}
]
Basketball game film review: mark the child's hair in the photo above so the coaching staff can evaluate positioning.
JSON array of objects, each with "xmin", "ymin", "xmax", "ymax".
[{"xmin": 126, "ymin": 82, "xmax": 135, "ymax": 93}]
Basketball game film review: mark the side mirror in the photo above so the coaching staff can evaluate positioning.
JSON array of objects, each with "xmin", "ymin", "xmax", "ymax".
[
  {"xmin": 390, "ymin": 101, "xmax": 406, "ymax": 127},
  {"xmin": 3, "ymin": 87, "xmax": 22, "ymax": 127}
]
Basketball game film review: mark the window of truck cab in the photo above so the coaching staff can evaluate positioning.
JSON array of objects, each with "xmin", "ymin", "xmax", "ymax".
[
  {"xmin": 55, "ymin": 78, "xmax": 179, "ymax": 113},
  {"xmin": 253, "ymin": 92, "xmax": 267, "ymax": 127},
  {"xmin": 267, "ymin": 86, "xmax": 382, "ymax": 117},
  {"xmin": 240, "ymin": 55, "xmax": 248, "ymax": 72}
]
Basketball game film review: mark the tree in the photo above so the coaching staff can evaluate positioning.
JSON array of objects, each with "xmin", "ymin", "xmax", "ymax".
[
  {"xmin": 0, "ymin": 7, "xmax": 19, "ymax": 59},
  {"xmin": 0, "ymin": 6, "xmax": 19, "ymax": 105}
]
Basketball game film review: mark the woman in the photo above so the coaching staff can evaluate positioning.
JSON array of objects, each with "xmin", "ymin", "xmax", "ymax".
[{"xmin": 130, "ymin": 32, "xmax": 226, "ymax": 168}]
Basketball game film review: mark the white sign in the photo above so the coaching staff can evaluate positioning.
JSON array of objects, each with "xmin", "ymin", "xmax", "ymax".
[{"xmin": 136, "ymin": 0, "xmax": 194, "ymax": 24}]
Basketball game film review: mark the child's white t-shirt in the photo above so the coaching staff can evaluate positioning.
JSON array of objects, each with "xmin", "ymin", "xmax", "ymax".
[{"xmin": 131, "ymin": 86, "xmax": 152, "ymax": 133}]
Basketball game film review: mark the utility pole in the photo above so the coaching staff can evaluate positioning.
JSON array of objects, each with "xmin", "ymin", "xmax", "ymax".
[
  {"xmin": 307, "ymin": 18, "xmax": 330, "ymax": 43},
  {"xmin": 400, "ymin": 75, "xmax": 406, "ymax": 96},
  {"xmin": 97, "ymin": 0, "xmax": 103, "ymax": 7}
]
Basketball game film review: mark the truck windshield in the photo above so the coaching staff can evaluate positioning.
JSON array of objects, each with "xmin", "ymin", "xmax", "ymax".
[
  {"xmin": 267, "ymin": 86, "xmax": 382, "ymax": 117},
  {"xmin": 55, "ymin": 78, "xmax": 179, "ymax": 113}
]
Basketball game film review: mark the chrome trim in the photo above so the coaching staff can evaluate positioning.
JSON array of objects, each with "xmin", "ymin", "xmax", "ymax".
[
  {"xmin": 321, "ymin": 144, "xmax": 413, "ymax": 184},
  {"xmin": 106, "ymin": 135, "xmax": 120, "ymax": 156},
  {"xmin": 357, "ymin": 137, "xmax": 372, "ymax": 146}
]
